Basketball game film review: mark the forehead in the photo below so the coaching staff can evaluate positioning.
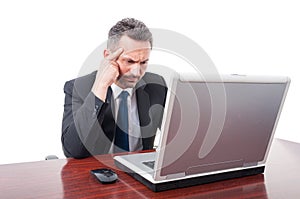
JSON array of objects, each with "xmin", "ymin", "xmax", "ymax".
[{"xmin": 118, "ymin": 35, "xmax": 151, "ymax": 59}]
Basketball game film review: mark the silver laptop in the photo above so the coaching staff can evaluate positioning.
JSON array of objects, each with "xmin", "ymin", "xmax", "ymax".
[{"xmin": 114, "ymin": 73, "xmax": 290, "ymax": 191}]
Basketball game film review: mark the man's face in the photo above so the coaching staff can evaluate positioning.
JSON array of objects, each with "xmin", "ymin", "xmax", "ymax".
[{"xmin": 108, "ymin": 35, "xmax": 151, "ymax": 89}]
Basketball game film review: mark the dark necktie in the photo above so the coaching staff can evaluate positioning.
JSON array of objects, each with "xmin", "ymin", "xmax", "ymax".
[{"xmin": 114, "ymin": 91, "xmax": 129, "ymax": 152}]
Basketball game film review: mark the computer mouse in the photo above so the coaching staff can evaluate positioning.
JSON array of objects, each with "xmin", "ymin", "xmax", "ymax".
[{"xmin": 90, "ymin": 168, "xmax": 118, "ymax": 184}]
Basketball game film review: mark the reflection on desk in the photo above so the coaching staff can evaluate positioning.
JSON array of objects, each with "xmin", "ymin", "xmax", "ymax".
[{"xmin": 1, "ymin": 138, "xmax": 300, "ymax": 199}]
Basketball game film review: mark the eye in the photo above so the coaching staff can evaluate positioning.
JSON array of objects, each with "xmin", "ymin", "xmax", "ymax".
[
  {"xmin": 127, "ymin": 60, "xmax": 135, "ymax": 64},
  {"xmin": 141, "ymin": 60, "xmax": 148, "ymax": 65}
]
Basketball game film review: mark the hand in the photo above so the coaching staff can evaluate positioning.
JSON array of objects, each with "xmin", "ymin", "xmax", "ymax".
[{"xmin": 92, "ymin": 48, "xmax": 123, "ymax": 101}]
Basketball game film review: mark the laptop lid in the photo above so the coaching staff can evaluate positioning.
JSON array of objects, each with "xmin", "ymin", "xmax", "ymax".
[{"xmin": 153, "ymin": 73, "xmax": 290, "ymax": 181}]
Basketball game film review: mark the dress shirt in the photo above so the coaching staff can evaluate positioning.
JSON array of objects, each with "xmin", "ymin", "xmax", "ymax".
[{"xmin": 109, "ymin": 84, "xmax": 143, "ymax": 152}]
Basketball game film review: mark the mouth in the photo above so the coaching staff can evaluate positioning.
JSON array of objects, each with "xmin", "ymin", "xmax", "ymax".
[
  {"xmin": 117, "ymin": 76, "xmax": 140, "ymax": 88},
  {"xmin": 122, "ymin": 76, "xmax": 139, "ymax": 82}
]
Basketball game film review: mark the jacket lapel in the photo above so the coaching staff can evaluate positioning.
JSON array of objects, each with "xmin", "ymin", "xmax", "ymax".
[
  {"xmin": 100, "ymin": 87, "xmax": 116, "ymax": 144},
  {"xmin": 135, "ymin": 82, "xmax": 154, "ymax": 150},
  {"xmin": 136, "ymin": 87, "xmax": 151, "ymax": 127}
]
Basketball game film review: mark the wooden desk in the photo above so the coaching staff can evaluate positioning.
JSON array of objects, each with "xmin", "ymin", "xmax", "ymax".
[{"xmin": 1, "ymin": 138, "xmax": 300, "ymax": 199}]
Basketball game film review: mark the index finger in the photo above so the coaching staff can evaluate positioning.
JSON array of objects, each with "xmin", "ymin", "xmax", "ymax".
[{"xmin": 106, "ymin": 48, "xmax": 124, "ymax": 61}]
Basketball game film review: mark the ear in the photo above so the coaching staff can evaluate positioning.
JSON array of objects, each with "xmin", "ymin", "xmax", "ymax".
[{"xmin": 103, "ymin": 49, "xmax": 110, "ymax": 58}]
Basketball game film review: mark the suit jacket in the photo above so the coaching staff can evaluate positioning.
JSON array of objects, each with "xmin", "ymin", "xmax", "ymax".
[{"xmin": 61, "ymin": 71, "xmax": 168, "ymax": 158}]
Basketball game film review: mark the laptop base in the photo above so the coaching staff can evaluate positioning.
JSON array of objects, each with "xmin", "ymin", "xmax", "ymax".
[{"xmin": 115, "ymin": 160, "xmax": 265, "ymax": 192}]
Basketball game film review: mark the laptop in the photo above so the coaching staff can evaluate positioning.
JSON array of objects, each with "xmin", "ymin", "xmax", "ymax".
[{"xmin": 114, "ymin": 72, "xmax": 290, "ymax": 192}]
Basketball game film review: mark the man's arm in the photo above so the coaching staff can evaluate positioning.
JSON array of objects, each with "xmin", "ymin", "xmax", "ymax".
[
  {"xmin": 61, "ymin": 79, "xmax": 110, "ymax": 158},
  {"xmin": 61, "ymin": 48, "xmax": 123, "ymax": 158}
]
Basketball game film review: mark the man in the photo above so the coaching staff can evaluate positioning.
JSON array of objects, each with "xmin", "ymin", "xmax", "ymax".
[{"xmin": 62, "ymin": 18, "xmax": 168, "ymax": 158}]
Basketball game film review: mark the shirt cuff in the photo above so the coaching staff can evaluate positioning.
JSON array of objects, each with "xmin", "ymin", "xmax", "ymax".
[{"xmin": 94, "ymin": 95, "xmax": 103, "ymax": 114}]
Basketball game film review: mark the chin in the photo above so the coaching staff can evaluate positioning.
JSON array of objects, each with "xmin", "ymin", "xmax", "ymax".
[
  {"xmin": 125, "ymin": 82, "xmax": 137, "ymax": 88},
  {"xmin": 117, "ymin": 81, "xmax": 136, "ymax": 89},
  {"xmin": 117, "ymin": 78, "xmax": 140, "ymax": 89}
]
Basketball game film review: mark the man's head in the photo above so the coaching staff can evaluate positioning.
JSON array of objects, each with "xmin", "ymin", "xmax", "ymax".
[
  {"xmin": 105, "ymin": 18, "xmax": 152, "ymax": 89},
  {"xmin": 107, "ymin": 18, "xmax": 152, "ymax": 51}
]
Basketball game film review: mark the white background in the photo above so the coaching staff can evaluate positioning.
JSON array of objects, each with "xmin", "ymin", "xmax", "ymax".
[{"xmin": 0, "ymin": 0, "xmax": 299, "ymax": 164}]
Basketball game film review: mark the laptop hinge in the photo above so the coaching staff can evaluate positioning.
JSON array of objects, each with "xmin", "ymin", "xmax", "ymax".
[
  {"xmin": 243, "ymin": 162, "xmax": 258, "ymax": 167},
  {"xmin": 166, "ymin": 172, "xmax": 185, "ymax": 179}
]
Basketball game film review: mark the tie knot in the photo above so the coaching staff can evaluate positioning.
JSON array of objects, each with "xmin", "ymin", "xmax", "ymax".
[{"xmin": 119, "ymin": 91, "xmax": 129, "ymax": 100}]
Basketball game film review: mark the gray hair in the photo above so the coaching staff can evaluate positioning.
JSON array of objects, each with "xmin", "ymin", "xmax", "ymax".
[{"xmin": 107, "ymin": 18, "xmax": 153, "ymax": 50}]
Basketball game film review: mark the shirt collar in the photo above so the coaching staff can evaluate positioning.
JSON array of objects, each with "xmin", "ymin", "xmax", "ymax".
[{"xmin": 111, "ymin": 83, "xmax": 133, "ymax": 100}]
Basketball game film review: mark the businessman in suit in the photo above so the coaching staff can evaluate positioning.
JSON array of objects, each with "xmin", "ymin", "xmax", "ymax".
[{"xmin": 62, "ymin": 18, "xmax": 168, "ymax": 158}]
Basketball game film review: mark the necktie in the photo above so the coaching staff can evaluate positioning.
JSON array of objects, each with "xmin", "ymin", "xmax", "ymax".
[{"xmin": 114, "ymin": 91, "xmax": 129, "ymax": 152}]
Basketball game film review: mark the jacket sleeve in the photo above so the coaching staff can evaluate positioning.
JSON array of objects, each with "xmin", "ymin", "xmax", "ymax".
[{"xmin": 61, "ymin": 80, "xmax": 111, "ymax": 158}]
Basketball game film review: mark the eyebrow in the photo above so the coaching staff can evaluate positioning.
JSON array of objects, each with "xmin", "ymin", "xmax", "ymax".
[
  {"xmin": 141, "ymin": 59, "xmax": 149, "ymax": 62},
  {"xmin": 121, "ymin": 55, "xmax": 149, "ymax": 62}
]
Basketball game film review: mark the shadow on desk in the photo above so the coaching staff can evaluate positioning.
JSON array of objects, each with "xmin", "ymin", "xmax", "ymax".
[{"xmin": 60, "ymin": 155, "xmax": 268, "ymax": 199}]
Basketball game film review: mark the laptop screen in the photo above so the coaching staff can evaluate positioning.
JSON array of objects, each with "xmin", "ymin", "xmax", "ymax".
[{"xmin": 156, "ymin": 75, "xmax": 289, "ymax": 177}]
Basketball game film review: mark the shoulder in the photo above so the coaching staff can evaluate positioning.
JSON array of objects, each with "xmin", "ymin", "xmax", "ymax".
[
  {"xmin": 140, "ymin": 72, "xmax": 167, "ymax": 87},
  {"xmin": 137, "ymin": 72, "xmax": 168, "ymax": 97},
  {"xmin": 64, "ymin": 71, "xmax": 97, "ymax": 97},
  {"xmin": 64, "ymin": 71, "xmax": 97, "ymax": 89}
]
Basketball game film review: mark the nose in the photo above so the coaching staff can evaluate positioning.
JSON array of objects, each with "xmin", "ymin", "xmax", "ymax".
[{"xmin": 130, "ymin": 64, "xmax": 141, "ymax": 76}]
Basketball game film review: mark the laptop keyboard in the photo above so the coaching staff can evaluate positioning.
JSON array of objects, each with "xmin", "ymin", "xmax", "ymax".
[{"xmin": 142, "ymin": 161, "xmax": 155, "ymax": 169}]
